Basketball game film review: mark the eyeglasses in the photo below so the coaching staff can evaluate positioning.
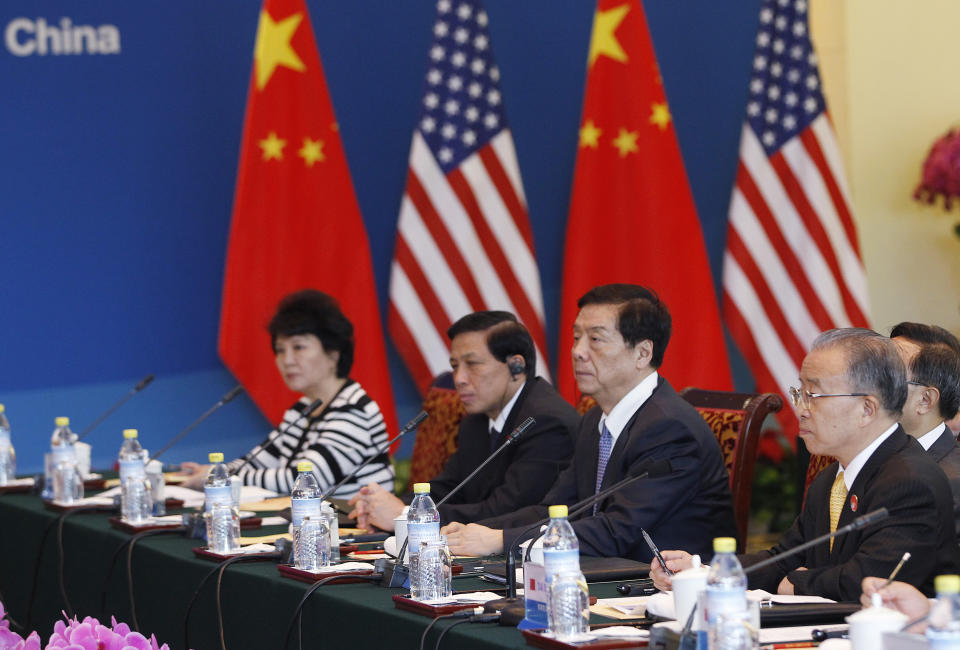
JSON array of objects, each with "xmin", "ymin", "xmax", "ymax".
[
  {"xmin": 788, "ymin": 386, "xmax": 869, "ymax": 410},
  {"xmin": 907, "ymin": 380, "xmax": 927, "ymax": 388}
]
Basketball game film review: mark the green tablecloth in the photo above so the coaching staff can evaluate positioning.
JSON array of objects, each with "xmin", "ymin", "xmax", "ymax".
[{"xmin": 0, "ymin": 492, "xmax": 629, "ymax": 650}]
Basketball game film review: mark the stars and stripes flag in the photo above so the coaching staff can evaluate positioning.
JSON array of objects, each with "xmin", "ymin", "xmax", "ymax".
[
  {"xmin": 388, "ymin": 0, "xmax": 550, "ymax": 392},
  {"xmin": 722, "ymin": 0, "xmax": 870, "ymax": 441}
]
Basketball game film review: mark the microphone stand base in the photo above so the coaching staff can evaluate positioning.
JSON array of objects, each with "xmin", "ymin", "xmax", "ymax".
[
  {"xmin": 375, "ymin": 558, "xmax": 409, "ymax": 588},
  {"xmin": 483, "ymin": 597, "xmax": 524, "ymax": 626}
]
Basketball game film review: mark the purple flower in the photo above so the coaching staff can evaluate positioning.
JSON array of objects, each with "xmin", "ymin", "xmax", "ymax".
[
  {"xmin": 41, "ymin": 613, "xmax": 169, "ymax": 650},
  {"xmin": 0, "ymin": 626, "xmax": 42, "ymax": 650}
]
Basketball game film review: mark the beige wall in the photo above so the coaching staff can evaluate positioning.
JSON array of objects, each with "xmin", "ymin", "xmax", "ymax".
[{"xmin": 812, "ymin": 0, "xmax": 960, "ymax": 336}]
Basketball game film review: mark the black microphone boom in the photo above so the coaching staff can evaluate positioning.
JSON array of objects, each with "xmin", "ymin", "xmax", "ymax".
[
  {"xmin": 674, "ymin": 507, "xmax": 891, "ymax": 650},
  {"xmin": 147, "ymin": 385, "xmax": 245, "ymax": 463},
  {"xmin": 435, "ymin": 416, "xmax": 535, "ymax": 508},
  {"xmin": 77, "ymin": 373, "xmax": 155, "ymax": 441},
  {"xmin": 320, "ymin": 409, "xmax": 427, "ymax": 500},
  {"xmin": 379, "ymin": 416, "xmax": 534, "ymax": 588},
  {"xmin": 483, "ymin": 458, "xmax": 674, "ymax": 619},
  {"xmin": 743, "ymin": 507, "xmax": 890, "ymax": 576}
]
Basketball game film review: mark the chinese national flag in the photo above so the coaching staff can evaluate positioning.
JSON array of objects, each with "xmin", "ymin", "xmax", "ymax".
[
  {"xmin": 558, "ymin": 0, "xmax": 732, "ymax": 401},
  {"xmin": 218, "ymin": 0, "xmax": 398, "ymax": 436}
]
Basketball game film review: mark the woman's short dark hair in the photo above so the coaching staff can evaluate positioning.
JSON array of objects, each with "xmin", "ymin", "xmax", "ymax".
[
  {"xmin": 268, "ymin": 290, "xmax": 354, "ymax": 378},
  {"xmin": 446, "ymin": 311, "xmax": 536, "ymax": 379},
  {"xmin": 577, "ymin": 284, "xmax": 672, "ymax": 367}
]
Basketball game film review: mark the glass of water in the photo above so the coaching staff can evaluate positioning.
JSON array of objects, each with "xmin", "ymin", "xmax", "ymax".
[{"xmin": 415, "ymin": 536, "xmax": 452, "ymax": 602}]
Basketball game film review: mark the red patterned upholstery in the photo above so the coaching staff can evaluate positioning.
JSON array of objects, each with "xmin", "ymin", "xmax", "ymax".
[
  {"xmin": 407, "ymin": 373, "xmax": 466, "ymax": 490},
  {"xmin": 575, "ymin": 394, "xmax": 596, "ymax": 415},
  {"xmin": 680, "ymin": 388, "xmax": 784, "ymax": 545},
  {"xmin": 803, "ymin": 453, "xmax": 836, "ymax": 505}
]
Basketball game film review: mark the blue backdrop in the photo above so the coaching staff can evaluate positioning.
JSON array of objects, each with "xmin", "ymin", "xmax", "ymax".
[{"xmin": 0, "ymin": 1, "xmax": 759, "ymax": 474}]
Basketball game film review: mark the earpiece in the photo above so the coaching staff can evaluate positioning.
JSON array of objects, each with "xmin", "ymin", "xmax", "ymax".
[{"xmin": 507, "ymin": 358, "xmax": 525, "ymax": 378}]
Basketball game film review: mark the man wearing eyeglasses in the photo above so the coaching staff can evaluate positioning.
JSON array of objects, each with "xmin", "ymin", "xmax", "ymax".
[
  {"xmin": 651, "ymin": 328, "xmax": 958, "ymax": 600},
  {"xmin": 891, "ymin": 321, "xmax": 960, "ymax": 436},
  {"xmin": 890, "ymin": 324, "xmax": 960, "ymax": 535}
]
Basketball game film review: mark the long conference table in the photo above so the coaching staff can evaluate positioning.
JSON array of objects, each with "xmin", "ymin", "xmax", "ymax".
[{"xmin": 0, "ymin": 489, "xmax": 635, "ymax": 650}]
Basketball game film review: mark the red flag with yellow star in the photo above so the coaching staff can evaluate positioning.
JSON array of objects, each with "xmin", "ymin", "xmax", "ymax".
[
  {"xmin": 218, "ymin": 0, "xmax": 398, "ymax": 436},
  {"xmin": 557, "ymin": 0, "xmax": 732, "ymax": 401}
]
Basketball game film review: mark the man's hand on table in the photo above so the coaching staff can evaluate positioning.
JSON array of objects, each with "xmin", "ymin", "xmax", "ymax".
[{"xmin": 441, "ymin": 522, "xmax": 504, "ymax": 557}]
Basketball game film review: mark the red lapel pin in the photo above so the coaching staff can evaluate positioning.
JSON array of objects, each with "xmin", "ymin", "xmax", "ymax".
[{"xmin": 850, "ymin": 494, "xmax": 858, "ymax": 512}]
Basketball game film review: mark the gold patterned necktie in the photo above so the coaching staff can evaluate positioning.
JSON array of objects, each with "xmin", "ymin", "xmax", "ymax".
[{"xmin": 829, "ymin": 470, "xmax": 847, "ymax": 551}]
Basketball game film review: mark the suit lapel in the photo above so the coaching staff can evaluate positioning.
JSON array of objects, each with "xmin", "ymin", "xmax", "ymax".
[
  {"xmin": 928, "ymin": 426, "xmax": 956, "ymax": 463},
  {"xmin": 598, "ymin": 378, "xmax": 663, "ymax": 490},
  {"xmin": 832, "ymin": 427, "xmax": 909, "ymax": 556},
  {"xmin": 493, "ymin": 380, "xmax": 533, "ymax": 450}
]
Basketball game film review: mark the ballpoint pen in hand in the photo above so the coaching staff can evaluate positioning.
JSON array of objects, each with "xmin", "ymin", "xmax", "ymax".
[{"xmin": 883, "ymin": 551, "xmax": 911, "ymax": 588}]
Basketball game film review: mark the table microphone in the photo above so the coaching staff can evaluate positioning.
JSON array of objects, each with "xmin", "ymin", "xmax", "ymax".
[
  {"xmin": 674, "ymin": 507, "xmax": 890, "ymax": 649},
  {"xmin": 320, "ymin": 409, "xmax": 428, "ymax": 501},
  {"xmin": 232, "ymin": 398, "xmax": 323, "ymax": 481},
  {"xmin": 378, "ymin": 416, "xmax": 535, "ymax": 588},
  {"xmin": 77, "ymin": 374, "xmax": 155, "ymax": 441},
  {"xmin": 742, "ymin": 507, "xmax": 889, "ymax": 576},
  {"xmin": 147, "ymin": 385, "xmax": 244, "ymax": 464},
  {"xmin": 483, "ymin": 458, "xmax": 673, "ymax": 621}
]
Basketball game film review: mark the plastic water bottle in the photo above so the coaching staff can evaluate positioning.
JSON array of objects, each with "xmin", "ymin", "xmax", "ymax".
[
  {"xmin": 119, "ymin": 429, "xmax": 152, "ymax": 523},
  {"xmin": 407, "ymin": 482, "xmax": 440, "ymax": 599},
  {"xmin": 118, "ymin": 428, "xmax": 146, "ymax": 483},
  {"xmin": 291, "ymin": 462, "xmax": 323, "ymax": 567},
  {"xmin": 50, "ymin": 417, "xmax": 83, "ymax": 503},
  {"xmin": 542, "ymin": 505, "xmax": 580, "ymax": 582},
  {"xmin": 204, "ymin": 452, "xmax": 238, "ymax": 550},
  {"xmin": 706, "ymin": 537, "xmax": 750, "ymax": 650},
  {"xmin": 542, "ymin": 505, "xmax": 589, "ymax": 638},
  {"xmin": 548, "ymin": 568, "xmax": 589, "ymax": 639},
  {"xmin": 927, "ymin": 574, "xmax": 960, "ymax": 648},
  {"xmin": 0, "ymin": 405, "xmax": 15, "ymax": 486}
]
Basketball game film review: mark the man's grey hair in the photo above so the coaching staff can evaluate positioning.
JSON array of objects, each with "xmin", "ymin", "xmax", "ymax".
[{"xmin": 811, "ymin": 328, "xmax": 907, "ymax": 416}]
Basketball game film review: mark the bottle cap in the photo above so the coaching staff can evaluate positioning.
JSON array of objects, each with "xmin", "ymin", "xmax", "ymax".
[
  {"xmin": 297, "ymin": 461, "xmax": 313, "ymax": 473},
  {"xmin": 123, "ymin": 428, "xmax": 138, "ymax": 439},
  {"xmin": 548, "ymin": 505, "xmax": 568, "ymax": 519},
  {"xmin": 413, "ymin": 482, "xmax": 430, "ymax": 494},
  {"xmin": 55, "ymin": 416, "xmax": 70, "ymax": 427},
  {"xmin": 208, "ymin": 452, "xmax": 224, "ymax": 463},
  {"xmin": 0, "ymin": 404, "xmax": 5, "ymax": 414},
  {"xmin": 713, "ymin": 537, "xmax": 736, "ymax": 553},
  {"xmin": 936, "ymin": 574, "xmax": 960, "ymax": 594}
]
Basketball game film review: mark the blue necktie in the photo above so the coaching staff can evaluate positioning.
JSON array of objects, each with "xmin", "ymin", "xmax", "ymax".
[{"xmin": 594, "ymin": 423, "xmax": 613, "ymax": 514}]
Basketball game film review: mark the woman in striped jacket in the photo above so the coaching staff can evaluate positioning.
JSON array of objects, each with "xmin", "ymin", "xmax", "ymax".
[{"xmin": 181, "ymin": 290, "xmax": 394, "ymax": 498}]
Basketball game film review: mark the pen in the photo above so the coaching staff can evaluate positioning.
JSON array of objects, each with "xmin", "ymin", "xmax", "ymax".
[
  {"xmin": 641, "ymin": 528, "xmax": 673, "ymax": 577},
  {"xmin": 883, "ymin": 551, "xmax": 911, "ymax": 588}
]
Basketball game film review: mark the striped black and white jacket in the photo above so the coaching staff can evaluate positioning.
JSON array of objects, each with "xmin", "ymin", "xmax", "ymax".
[{"xmin": 227, "ymin": 380, "xmax": 394, "ymax": 498}]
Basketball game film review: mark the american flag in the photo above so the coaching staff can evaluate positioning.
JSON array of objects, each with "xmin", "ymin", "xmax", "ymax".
[
  {"xmin": 722, "ymin": 0, "xmax": 870, "ymax": 438},
  {"xmin": 389, "ymin": 0, "xmax": 549, "ymax": 392}
]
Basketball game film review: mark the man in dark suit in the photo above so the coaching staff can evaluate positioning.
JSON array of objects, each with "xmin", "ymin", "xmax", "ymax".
[
  {"xmin": 442, "ymin": 284, "xmax": 737, "ymax": 562},
  {"xmin": 349, "ymin": 311, "xmax": 578, "ymax": 528},
  {"xmin": 891, "ymin": 325, "xmax": 960, "ymax": 535},
  {"xmin": 892, "ymin": 321, "xmax": 960, "ymax": 436},
  {"xmin": 652, "ymin": 328, "xmax": 959, "ymax": 600}
]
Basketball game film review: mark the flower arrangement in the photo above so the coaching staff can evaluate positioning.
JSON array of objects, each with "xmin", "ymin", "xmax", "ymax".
[
  {"xmin": 915, "ymin": 127, "xmax": 960, "ymax": 210},
  {"xmin": 0, "ymin": 602, "xmax": 170, "ymax": 650}
]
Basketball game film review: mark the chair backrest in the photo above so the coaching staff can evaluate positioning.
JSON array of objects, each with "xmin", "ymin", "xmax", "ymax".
[
  {"xmin": 407, "ymin": 372, "xmax": 466, "ymax": 490},
  {"xmin": 803, "ymin": 453, "xmax": 836, "ymax": 505},
  {"xmin": 575, "ymin": 394, "xmax": 597, "ymax": 415},
  {"xmin": 679, "ymin": 388, "xmax": 784, "ymax": 546}
]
